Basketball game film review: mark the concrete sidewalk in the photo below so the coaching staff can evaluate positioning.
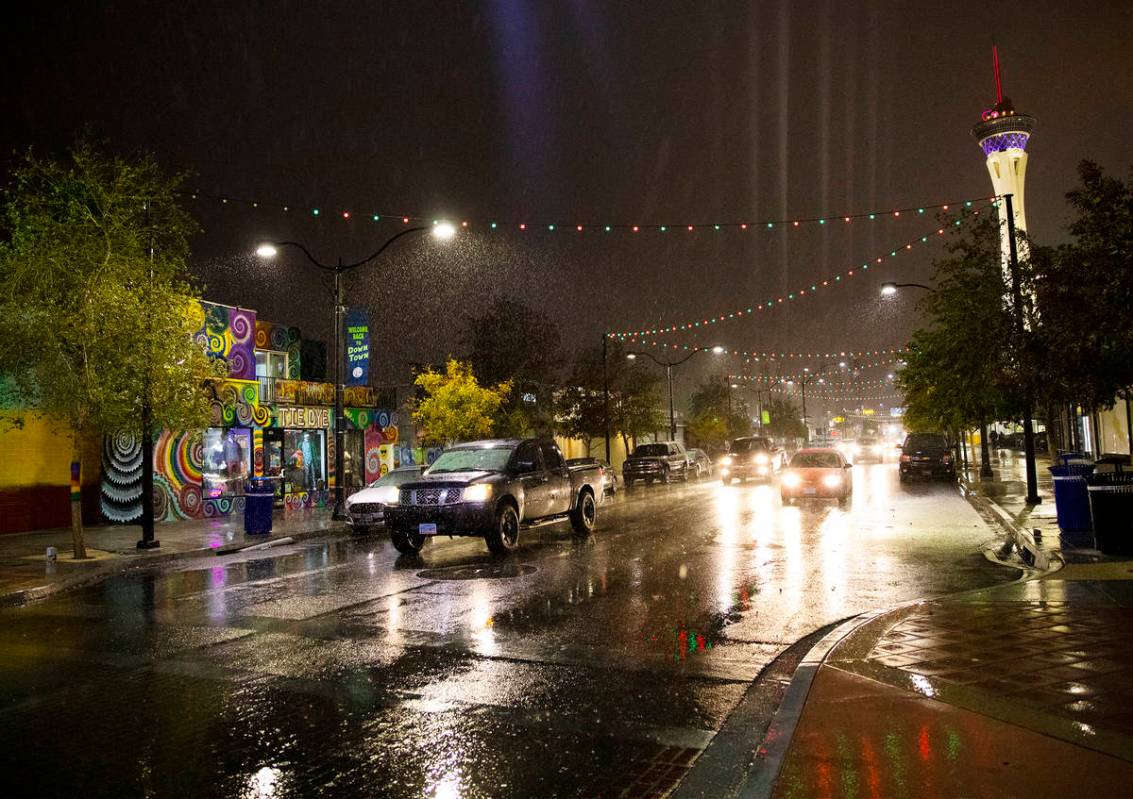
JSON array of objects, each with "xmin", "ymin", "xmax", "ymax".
[
  {"xmin": 0, "ymin": 509, "xmax": 348, "ymax": 606},
  {"xmin": 759, "ymin": 448, "xmax": 1133, "ymax": 798}
]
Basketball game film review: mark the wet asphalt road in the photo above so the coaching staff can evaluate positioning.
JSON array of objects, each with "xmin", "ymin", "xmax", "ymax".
[{"xmin": 0, "ymin": 462, "xmax": 1012, "ymax": 798}]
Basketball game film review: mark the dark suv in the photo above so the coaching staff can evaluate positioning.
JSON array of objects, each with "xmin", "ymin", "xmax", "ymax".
[{"xmin": 899, "ymin": 432, "xmax": 955, "ymax": 482}]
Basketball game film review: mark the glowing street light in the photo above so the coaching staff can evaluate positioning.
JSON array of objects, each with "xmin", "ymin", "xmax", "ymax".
[{"xmin": 255, "ymin": 225, "xmax": 455, "ymax": 519}]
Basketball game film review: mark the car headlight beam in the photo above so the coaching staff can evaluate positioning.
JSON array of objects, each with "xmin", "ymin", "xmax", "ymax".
[{"xmin": 462, "ymin": 484, "xmax": 493, "ymax": 503}]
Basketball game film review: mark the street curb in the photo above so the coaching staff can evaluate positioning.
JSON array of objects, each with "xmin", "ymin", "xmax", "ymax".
[
  {"xmin": 724, "ymin": 502, "xmax": 1057, "ymax": 799},
  {"xmin": 959, "ymin": 477, "xmax": 1060, "ymax": 573},
  {"xmin": 0, "ymin": 526, "xmax": 348, "ymax": 608}
]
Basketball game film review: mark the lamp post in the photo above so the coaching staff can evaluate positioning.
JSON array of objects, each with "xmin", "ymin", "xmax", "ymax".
[
  {"xmin": 256, "ymin": 223, "xmax": 455, "ymax": 520},
  {"xmin": 626, "ymin": 346, "xmax": 724, "ymax": 442},
  {"xmin": 880, "ymin": 281, "xmax": 934, "ymax": 295}
]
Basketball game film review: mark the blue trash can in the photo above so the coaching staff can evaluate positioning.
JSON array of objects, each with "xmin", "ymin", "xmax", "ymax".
[
  {"xmin": 244, "ymin": 477, "xmax": 275, "ymax": 536},
  {"xmin": 1049, "ymin": 459, "xmax": 1095, "ymax": 546}
]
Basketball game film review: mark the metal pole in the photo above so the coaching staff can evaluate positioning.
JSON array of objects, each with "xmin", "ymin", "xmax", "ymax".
[
  {"xmin": 801, "ymin": 381, "xmax": 809, "ymax": 444},
  {"xmin": 1004, "ymin": 193, "xmax": 1040, "ymax": 504},
  {"xmin": 603, "ymin": 334, "xmax": 611, "ymax": 463},
  {"xmin": 667, "ymin": 364, "xmax": 676, "ymax": 442},
  {"xmin": 138, "ymin": 200, "xmax": 159, "ymax": 549},
  {"xmin": 1126, "ymin": 393, "xmax": 1132, "ymax": 456},
  {"xmin": 332, "ymin": 263, "xmax": 347, "ymax": 520}
]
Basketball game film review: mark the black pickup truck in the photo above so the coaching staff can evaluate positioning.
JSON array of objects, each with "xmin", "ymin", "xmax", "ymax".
[{"xmin": 384, "ymin": 438, "xmax": 605, "ymax": 555}]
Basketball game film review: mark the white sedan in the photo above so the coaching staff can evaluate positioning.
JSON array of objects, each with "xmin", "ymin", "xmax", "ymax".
[{"xmin": 344, "ymin": 466, "xmax": 424, "ymax": 534}]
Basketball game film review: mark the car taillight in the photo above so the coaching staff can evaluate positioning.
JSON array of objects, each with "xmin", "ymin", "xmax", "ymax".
[{"xmin": 900, "ymin": 454, "xmax": 911, "ymax": 462}]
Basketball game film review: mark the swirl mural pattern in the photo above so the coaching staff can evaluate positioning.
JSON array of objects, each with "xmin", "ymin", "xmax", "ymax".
[
  {"xmin": 199, "ymin": 301, "xmax": 256, "ymax": 380},
  {"xmin": 256, "ymin": 320, "xmax": 303, "ymax": 379},
  {"xmin": 100, "ymin": 430, "xmax": 143, "ymax": 523},
  {"xmin": 153, "ymin": 430, "xmax": 204, "ymax": 521},
  {"xmin": 209, "ymin": 379, "xmax": 268, "ymax": 429}
]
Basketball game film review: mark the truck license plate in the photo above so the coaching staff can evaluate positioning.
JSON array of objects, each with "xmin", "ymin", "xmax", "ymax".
[
  {"xmin": 418, "ymin": 523, "xmax": 438, "ymax": 535},
  {"xmin": 803, "ymin": 487, "xmax": 817, "ymax": 496}
]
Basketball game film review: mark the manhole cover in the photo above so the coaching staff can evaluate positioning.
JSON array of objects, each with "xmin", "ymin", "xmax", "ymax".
[{"xmin": 417, "ymin": 563, "xmax": 537, "ymax": 581}]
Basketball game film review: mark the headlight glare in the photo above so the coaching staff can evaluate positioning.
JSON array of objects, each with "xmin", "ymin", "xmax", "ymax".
[
  {"xmin": 721, "ymin": 456, "xmax": 733, "ymax": 466},
  {"xmin": 782, "ymin": 472, "xmax": 801, "ymax": 488},
  {"xmin": 823, "ymin": 473, "xmax": 842, "ymax": 488},
  {"xmin": 754, "ymin": 453, "xmax": 769, "ymax": 465},
  {"xmin": 462, "ymin": 484, "xmax": 493, "ymax": 503}
]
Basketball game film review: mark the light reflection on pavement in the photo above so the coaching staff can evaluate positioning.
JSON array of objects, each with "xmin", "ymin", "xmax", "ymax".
[{"xmin": 0, "ymin": 462, "xmax": 1013, "ymax": 798}]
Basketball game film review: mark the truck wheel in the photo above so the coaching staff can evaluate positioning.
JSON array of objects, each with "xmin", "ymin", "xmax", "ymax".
[
  {"xmin": 390, "ymin": 528, "xmax": 426, "ymax": 555},
  {"xmin": 681, "ymin": 466, "xmax": 690, "ymax": 482},
  {"xmin": 485, "ymin": 504, "xmax": 520, "ymax": 555},
  {"xmin": 661, "ymin": 467, "xmax": 670, "ymax": 483},
  {"xmin": 570, "ymin": 489, "xmax": 597, "ymax": 535},
  {"xmin": 624, "ymin": 479, "xmax": 635, "ymax": 489}
]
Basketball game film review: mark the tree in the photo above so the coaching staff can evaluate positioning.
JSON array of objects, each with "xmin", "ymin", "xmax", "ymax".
[
  {"xmin": 686, "ymin": 378, "xmax": 751, "ymax": 451},
  {"xmin": 895, "ymin": 212, "xmax": 1026, "ymax": 441},
  {"xmin": 763, "ymin": 397, "xmax": 807, "ymax": 441},
  {"xmin": 0, "ymin": 142, "xmax": 224, "ymax": 558},
  {"xmin": 464, "ymin": 297, "xmax": 562, "ymax": 437},
  {"xmin": 1037, "ymin": 161, "xmax": 1133, "ymax": 435},
  {"xmin": 411, "ymin": 359, "xmax": 512, "ymax": 445}
]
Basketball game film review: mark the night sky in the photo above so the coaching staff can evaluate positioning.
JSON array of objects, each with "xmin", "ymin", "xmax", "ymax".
[{"xmin": 3, "ymin": 1, "xmax": 1131, "ymax": 414}]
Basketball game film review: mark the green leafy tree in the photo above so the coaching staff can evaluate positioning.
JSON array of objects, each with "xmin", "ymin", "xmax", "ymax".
[
  {"xmin": 686, "ymin": 378, "xmax": 751, "ymax": 450},
  {"xmin": 411, "ymin": 359, "xmax": 512, "ymax": 445},
  {"xmin": 0, "ymin": 142, "xmax": 224, "ymax": 558},
  {"xmin": 1037, "ymin": 161, "xmax": 1133, "ymax": 425},
  {"xmin": 464, "ymin": 297, "xmax": 562, "ymax": 437},
  {"xmin": 896, "ymin": 212, "xmax": 1026, "ymax": 440},
  {"xmin": 763, "ymin": 397, "xmax": 807, "ymax": 441}
]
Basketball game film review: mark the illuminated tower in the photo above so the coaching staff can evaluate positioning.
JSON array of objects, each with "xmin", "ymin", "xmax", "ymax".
[{"xmin": 971, "ymin": 45, "xmax": 1035, "ymax": 280}]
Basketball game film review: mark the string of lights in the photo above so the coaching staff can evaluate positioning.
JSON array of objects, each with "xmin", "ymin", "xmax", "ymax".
[
  {"xmin": 183, "ymin": 189, "xmax": 995, "ymax": 236},
  {"xmin": 731, "ymin": 375, "xmax": 897, "ymax": 387},
  {"xmin": 631, "ymin": 339, "xmax": 907, "ymax": 361},
  {"xmin": 610, "ymin": 205, "xmax": 994, "ymax": 339}
]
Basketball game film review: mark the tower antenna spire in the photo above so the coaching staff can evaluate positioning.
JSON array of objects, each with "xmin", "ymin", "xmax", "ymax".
[{"xmin": 992, "ymin": 41, "xmax": 1003, "ymax": 104}]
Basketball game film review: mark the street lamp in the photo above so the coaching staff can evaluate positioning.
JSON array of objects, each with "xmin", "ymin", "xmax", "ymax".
[
  {"xmin": 625, "ymin": 346, "xmax": 724, "ymax": 441},
  {"xmin": 880, "ymin": 281, "xmax": 934, "ymax": 295},
  {"xmin": 256, "ymin": 223, "xmax": 456, "ymax": 520}
]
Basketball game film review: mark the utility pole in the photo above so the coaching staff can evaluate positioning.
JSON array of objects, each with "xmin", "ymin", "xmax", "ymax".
[
  {"xmin": 602, "ymin": 333, "xmax": 611, "ymax": 463},
  {"xmin": 137, "ymin": 200, "xmax": 159, "ymax": 549},
  {"xmin": 1005, "ymin": 193, "xmax": 1040, "ymax": 504}
]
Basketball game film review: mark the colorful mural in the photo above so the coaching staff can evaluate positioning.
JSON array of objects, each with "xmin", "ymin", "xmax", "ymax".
[
  {"xmin": 152, "ymin": 429, "xmax": 204, "ymax": 521},
  {"xmin": 196, "ymin": 302, "xmax": 256, "ymax": 380},
  {"xmin": 255, "ymin": 320, "xmax": 301, "ymax": 379},
  {"xmin": 208, "ymin": 379, "xmax": 271, "ymax": 428},
  {"xmin": 99, "ymin": 431, "xmax": 143, "ymax": 523}
]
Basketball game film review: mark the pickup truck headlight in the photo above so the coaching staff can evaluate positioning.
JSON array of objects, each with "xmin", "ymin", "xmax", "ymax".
[
  {"xmin": 782, "ymin": 472, "xmax": 801, "ymax": 488},
  {"xmin": 462, "ymin": 484, "xmax": 493, "ymax": 503},
  {"xmin": 720, "ymin": 455, "xmax": 733, "ymax": 466},
  {"xmin": 754, "ymin": 453, "xmax": 769, "ymax": 465}
]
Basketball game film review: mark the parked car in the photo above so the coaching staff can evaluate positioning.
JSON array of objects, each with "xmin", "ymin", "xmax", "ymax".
[
  {"xmin": 623, "ymin": 441, "xmax": 690, "ymax": 486},
  {"xmin": 781, "ymin": 448, "xmax": 854, "ymax": 505},
  {"xmin": 385, "ymin": 439, "xmax": 605, "ymax": 555},
  {"xmin": 344, "ymin": 466, "xmax": 424, "ymax": 534},
  {"xmin": 717, "ymin": 436, "xmax": 785, "ymax": 483},
  {"xmin": 566, "ymin": 457, "xmax": 618, "ymax": 496},
  {"xmin": 686, "ymin": 448, "xmax": 714, "ymax": 478},
  {"xmin": 899, "ymin": 432, "xmax": 955, "ymax": 482}
]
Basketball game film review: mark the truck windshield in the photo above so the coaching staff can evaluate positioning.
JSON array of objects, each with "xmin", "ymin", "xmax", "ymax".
[
  {"xmin": 426, "ymin": 447, "xmax": 514, "ymax": 474},
  {"xmin": 634, "ymin": 444, "xmax": 670, "ymax": 457}
]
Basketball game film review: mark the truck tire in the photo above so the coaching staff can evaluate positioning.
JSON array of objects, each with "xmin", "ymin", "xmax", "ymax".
[
  {"xmin": 624, "ymin": 479, "xmax": 635, "ymax": 489},
  {"xmin": 661, "ymin": 466, "xmax": 670, "ymax": 483},
  {"xmin": 390, "ymin": 528, "xmax": 426, "ymax": 555},
  {"xmin": 485, "ymin": 503, "xmax": 520, "ymax": 555},
  {"xmin": 570, "ymin": 489, "xmax": 597, "ymax": 535}
]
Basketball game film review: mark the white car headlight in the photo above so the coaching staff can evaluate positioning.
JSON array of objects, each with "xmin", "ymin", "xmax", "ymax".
[
  {"xmin": 375, "ymin": 486, "xmax": 400, "ymax": 505},
  {"xmin": 462, "ymin": 484, "xmax": 493, "ymax": 503},
  {"xmin": 754, "ymin": 453, "xmax": 769, "ymax": 465},
  {"xmin": 782, "ymin": 472, "xmax": 801, "ymax": 488},
  {"xmin": 823, "ymin": 473, "xmax": 842, "ymax": 488},
  {"xmin": 721, "ymin": 456, "xmax": 733, "ymax": 466}
]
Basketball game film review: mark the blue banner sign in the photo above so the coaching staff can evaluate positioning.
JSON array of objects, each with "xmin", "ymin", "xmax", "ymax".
[{"xmin": 344, "ymin": 309, "xmax": 370, "ymax": 386}]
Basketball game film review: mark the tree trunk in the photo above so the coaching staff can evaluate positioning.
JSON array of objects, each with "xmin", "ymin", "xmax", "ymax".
[
  {"xmin": 1044, "ymin": 403, "xmax": 1060, "ymax": 460},
  {"xmin": 70, "ymin": 429, "xmax": 88, "ymax": 560}
]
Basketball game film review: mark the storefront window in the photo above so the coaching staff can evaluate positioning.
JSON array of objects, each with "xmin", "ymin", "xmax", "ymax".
[
  {"xmin": 283, "ymin": 429, "xmax": 326, "ymax": 493},
  {"xmin": 202, "ymin": 428, "xmax": 252, "ymax": 498}
]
